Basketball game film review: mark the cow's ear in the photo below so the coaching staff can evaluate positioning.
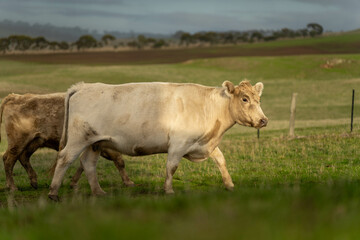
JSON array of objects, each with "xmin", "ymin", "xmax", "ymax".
[
  {"xmin": 254, "ymin": 82, "xmax": 264, "ymax": 97},
  {"xmin": 222, "ymin": 81, "xmax": 235, "ymax": 97}
]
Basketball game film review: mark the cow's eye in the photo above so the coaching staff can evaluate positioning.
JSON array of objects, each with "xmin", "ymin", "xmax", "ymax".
[{"xmin": 242, "ymin": 98, "xmax": 248, "ymax": 103}]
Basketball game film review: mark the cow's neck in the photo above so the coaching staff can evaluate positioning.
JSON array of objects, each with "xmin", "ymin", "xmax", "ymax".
[{"xmin": 204, "ymin": 88, "xmax": 236, "ymax": 140}]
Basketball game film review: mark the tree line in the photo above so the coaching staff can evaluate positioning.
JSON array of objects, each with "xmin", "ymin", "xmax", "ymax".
[
  {"xmin": 175, "ymin": 23, "xmax": 323, "ymax": 46},
  {"xmin": 0, "ymin": 23, "xmax": 323, "ymax": 53},
  {"xmin": 0, "ymin": 34, "xmax": 115, "ymax": 53},
  {"xmin": 0, "ymin": 33, "xmax": 169, "ymax": 53}
]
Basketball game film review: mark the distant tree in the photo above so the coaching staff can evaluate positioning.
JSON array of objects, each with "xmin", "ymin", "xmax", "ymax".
[
  {"xmin": 250, "ymin": 31, "xmax": 263, "ymax": 42},
  {"xmin": 0, "ymin": 37, "xmax": 9, "ymax": 53},
  {"xmin": 307, "ymin": 23, "xmax": 323, "ymax": 37},
  {"xmin": 101, "ymin": 34, "xmax": 116, "ymax": 45},
  {"xmin": 263, "ymin": 35, "xmax": 278, "ymax": 41},
  {"xmin": 33, "ymin": 36, "xmax": 48, "ymax": 50},
  {"xmin": 8, "ymin": 35, "xmax": 34, "ymax": 51},
  {"xmin": 202, "ymin": 31, "xmax": 218, "ymax": 44},
  {"xmin": 58, "ymin": 41, "xmax": 70, "ymax": 50},
  {"xmin": 280, "ymin": 28, "xmax": 296, "ymax": 38},
  {"xmin": 237, "ymin": 32, "xmax": 250, "ymax": 42},
  {"xmin": 222, "ymin": 32, "xmax": 236, "ymax": 44},
  {"xmin": 173, "ymin": 30, "xmax": 185, "ymax": 39},
  {"xmin": 49, "ymin": 41, "xmax": 59, "ymax": 50},
  {"xmin": 180, "ymin": 32, "xmax": 194, "ymax": 46},
  {"xmin": 127, "ymin": 40, "xmax": 139, "ymax": 49},
  {"xmin": 137, "ymin": 35, "xmax": 148, "ymax": 49},
  {"xmin": 75, "ymin": 35, "xmax": 98, "ymax": 50},
  {"xmin": 298, "ymin": 28, "xmax": 309, "ymax": 37},
  {"xmin": 146, "ymin": 38, "xmax": 157, "ymax": 45},
  {"xmin": 152, "ymin": 39, "xmax": 168, "ymax": 49}
]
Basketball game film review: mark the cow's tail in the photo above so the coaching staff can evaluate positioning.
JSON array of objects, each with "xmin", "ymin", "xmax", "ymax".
[
  {"xmin": 50, "ymin": 82, "xmax": 84, "ymax": 176},
  {"xmin": 59, "ymin": 89, "xmax": 77, "ymax": 151},
  {"xmin": 0, "ymin": 94, "xmax": 15, "ymax": 143}
]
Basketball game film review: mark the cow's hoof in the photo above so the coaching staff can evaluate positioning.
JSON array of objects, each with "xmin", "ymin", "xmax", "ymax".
[
  {"xmin": 165, "ymin": 189, "xmax": 175, "ymax": 195},
  {"xmin": 7, "ymin": 186, "xmax": 18, "ymax": 192},
  {"xmin": 124, "ymin": 181, "xmax": 135, "ymax": 187},
  {"xmin": 69, "ymin": 182, "xmax": 78, "ymax": 189},
  {"xmin": 48, "ymin": 194, "xmax": 60, "ymax": 202},
  {"xmin": 93, "ymin": 189, "xmax": 107, "ymax": 196},
  {"xmin": 225, "ymin": 185, "xmax": 234, "ymax": 191},
  {"xmin": 31, "ymin": 182, "xmax": 38, "ymax": 189}
]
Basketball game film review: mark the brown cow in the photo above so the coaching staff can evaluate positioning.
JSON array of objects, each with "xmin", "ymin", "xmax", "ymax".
[{"xmin": 0, "ymin": 93, "xmax": 134, "ymax": 191}]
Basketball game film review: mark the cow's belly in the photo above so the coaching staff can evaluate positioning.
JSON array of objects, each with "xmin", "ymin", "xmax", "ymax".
[
  {"xmin": 183, "ymin": 149, "xmax": 211, "ymax": 162},
  {"xmin": 100, "ymin": 134, "xmax": 169, "ymax": 157}
]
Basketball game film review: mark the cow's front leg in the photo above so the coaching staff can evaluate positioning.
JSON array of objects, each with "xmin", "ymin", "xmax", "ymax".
[
  {"xmin": 49, "ymin": 146, "xmax": 84, "ymax": 201},
  {"xmin": 210, "ymin": 147, "xmax": 234, "ymax": 191},
  {"xmin": 80, "ymin": 147, "xmax": 105, "ymax": 196},
  {"xmin": 164, "ymin": 151, "xmax": 182, "ymax": 194},
  {"xmin": 19, "ymin": 152, "xmax": 38, "ymax": 189}
]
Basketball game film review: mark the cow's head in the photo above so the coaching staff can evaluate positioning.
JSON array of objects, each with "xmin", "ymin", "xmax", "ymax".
[{"xmin": 222, "ymin": 80, "xmax": 268, "ymax": 129}]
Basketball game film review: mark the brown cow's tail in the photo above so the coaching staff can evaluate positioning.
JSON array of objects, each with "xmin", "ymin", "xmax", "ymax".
[
  {"xmin": 50, "ymin": 83, "xmax": 84, "ymax": 176},
  {"xmin": 0, "ymin": 94, "xmax": 15, "ymax": 143}
]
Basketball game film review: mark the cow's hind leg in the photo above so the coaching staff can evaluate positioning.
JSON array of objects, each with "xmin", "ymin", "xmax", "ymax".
[
  {"xmin": 3, "ymin": 151, "xmax": 18, "ymax": 191},
  {"xmin": 210, "ymin": 147, "xmax": 234, "ymax": 191},
  {"xmin": 48, "ymin": 145, "xmax": 85, "ymax": 201},
  {"xmin": 100, "ymin": 148, "xmax": 135, "ymax": 187},
  {"xmin": 80, "ymin": 147, "xmax": 105, "ymax": 196},
  {"xmin": 164, "ymin": 150, "xmax": 182, "ymax": 194}
]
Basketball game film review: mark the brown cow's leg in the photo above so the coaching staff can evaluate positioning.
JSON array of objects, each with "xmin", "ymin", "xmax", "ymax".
[
  {"xmin": 210, "ymin": 147, "xmax": 234, "ymax": 191},
  {"xmin": 3, "ymin": 151, "xmax": 18, "ymax": 191},
  {"xmin": 18, "ymin": 151, "xmax": 38, "ymax": 189},
  {"xmin": 100, "ymin": 148, "xmax": 135, "ymax": 187},
  {"xmin": 18, "ymin": 138, "xmax": 47, "ymax": 189},
  {"xmin": 70, "ymin": 163, "xmax": 84, "ymax": 189}
]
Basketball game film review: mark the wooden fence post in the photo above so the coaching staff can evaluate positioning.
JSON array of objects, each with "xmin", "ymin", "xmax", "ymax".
[
  {"xmin": 351, "ymin": 89, "xmax": 355, "ymax": 132},
  {"xmin": 289, "ymin": 93, "xmax": 298, "ymax": 138}
]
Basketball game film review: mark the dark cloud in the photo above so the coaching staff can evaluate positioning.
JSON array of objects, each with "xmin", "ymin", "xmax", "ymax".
[
  {"xmin": 0, "ymin": 0, "xmax": 359, "ymax": 33},
  {"xmin": 293, "ymin": 0, "xmax": 359, "ymax": 8},
  {"xmin": 7, "ymin": 0, "xmax": 123, "ymax": 4}
]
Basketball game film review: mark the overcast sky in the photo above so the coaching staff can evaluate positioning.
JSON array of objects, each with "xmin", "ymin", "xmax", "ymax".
[{"xmin": 0, "ymin": 0, "xmax": 359, "ymax": 34}]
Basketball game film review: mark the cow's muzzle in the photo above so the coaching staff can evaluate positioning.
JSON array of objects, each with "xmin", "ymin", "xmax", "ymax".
[{"xmin": 258, "ymin": 117, "xmax": 268, "ymax": 128}]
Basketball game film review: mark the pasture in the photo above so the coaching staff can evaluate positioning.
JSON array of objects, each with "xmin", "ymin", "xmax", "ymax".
[{"xmin": 0, "ymin": 49, "xmax": 359, "ymax": 239}]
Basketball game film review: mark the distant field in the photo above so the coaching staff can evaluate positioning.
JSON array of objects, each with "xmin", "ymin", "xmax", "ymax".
[
  {"xmin": 0, "ymin": 42, "xmax": 359, "ymax": 239},
  {"xmin": 0, "ymin": 30, "xmax": 360, "ymax": 65},
  {"xmin": 0, "ymin": 54, "xmax": 359, "ymax": 127}
]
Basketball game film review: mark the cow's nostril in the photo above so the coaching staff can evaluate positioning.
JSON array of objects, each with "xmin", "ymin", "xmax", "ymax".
[{"xmin": 260, "ymin": 118, "xmax": 268, "ymax": 127}]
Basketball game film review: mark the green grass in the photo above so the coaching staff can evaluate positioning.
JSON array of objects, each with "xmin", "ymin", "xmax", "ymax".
[
  {"xmin": 0, "ymin": 52, "xmax": 359, "ymax": 239},
  {"xmin": 0, "ymin": 125, "xmax": 359, "ymax": 240},
  {"xmin": 1, "ymin": 54, "xmax": 359, "ymax": 125}
]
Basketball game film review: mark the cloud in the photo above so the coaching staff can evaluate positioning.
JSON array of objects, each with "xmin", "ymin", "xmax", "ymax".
[
  {"xmin": 292, "ymin": 0, "xmax": 359, "ymax": 8},
  {"xmin": 7, "ymin": 0, "xmax": 123, "ymax": 4},
  {"xmin": 0, "ymin": 0, "xmax": 359, "ymax": 33}
]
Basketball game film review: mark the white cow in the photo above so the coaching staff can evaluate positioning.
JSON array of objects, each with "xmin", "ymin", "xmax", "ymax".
[{"xmin": 49, "ymin": 80, "xmax": 267, "ymax": 200}]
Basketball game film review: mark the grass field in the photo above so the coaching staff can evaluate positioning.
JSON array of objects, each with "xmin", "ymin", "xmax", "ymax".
[{"xmin": 0, "ymin": 34, "xmax": 359, "ymax": 239}]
